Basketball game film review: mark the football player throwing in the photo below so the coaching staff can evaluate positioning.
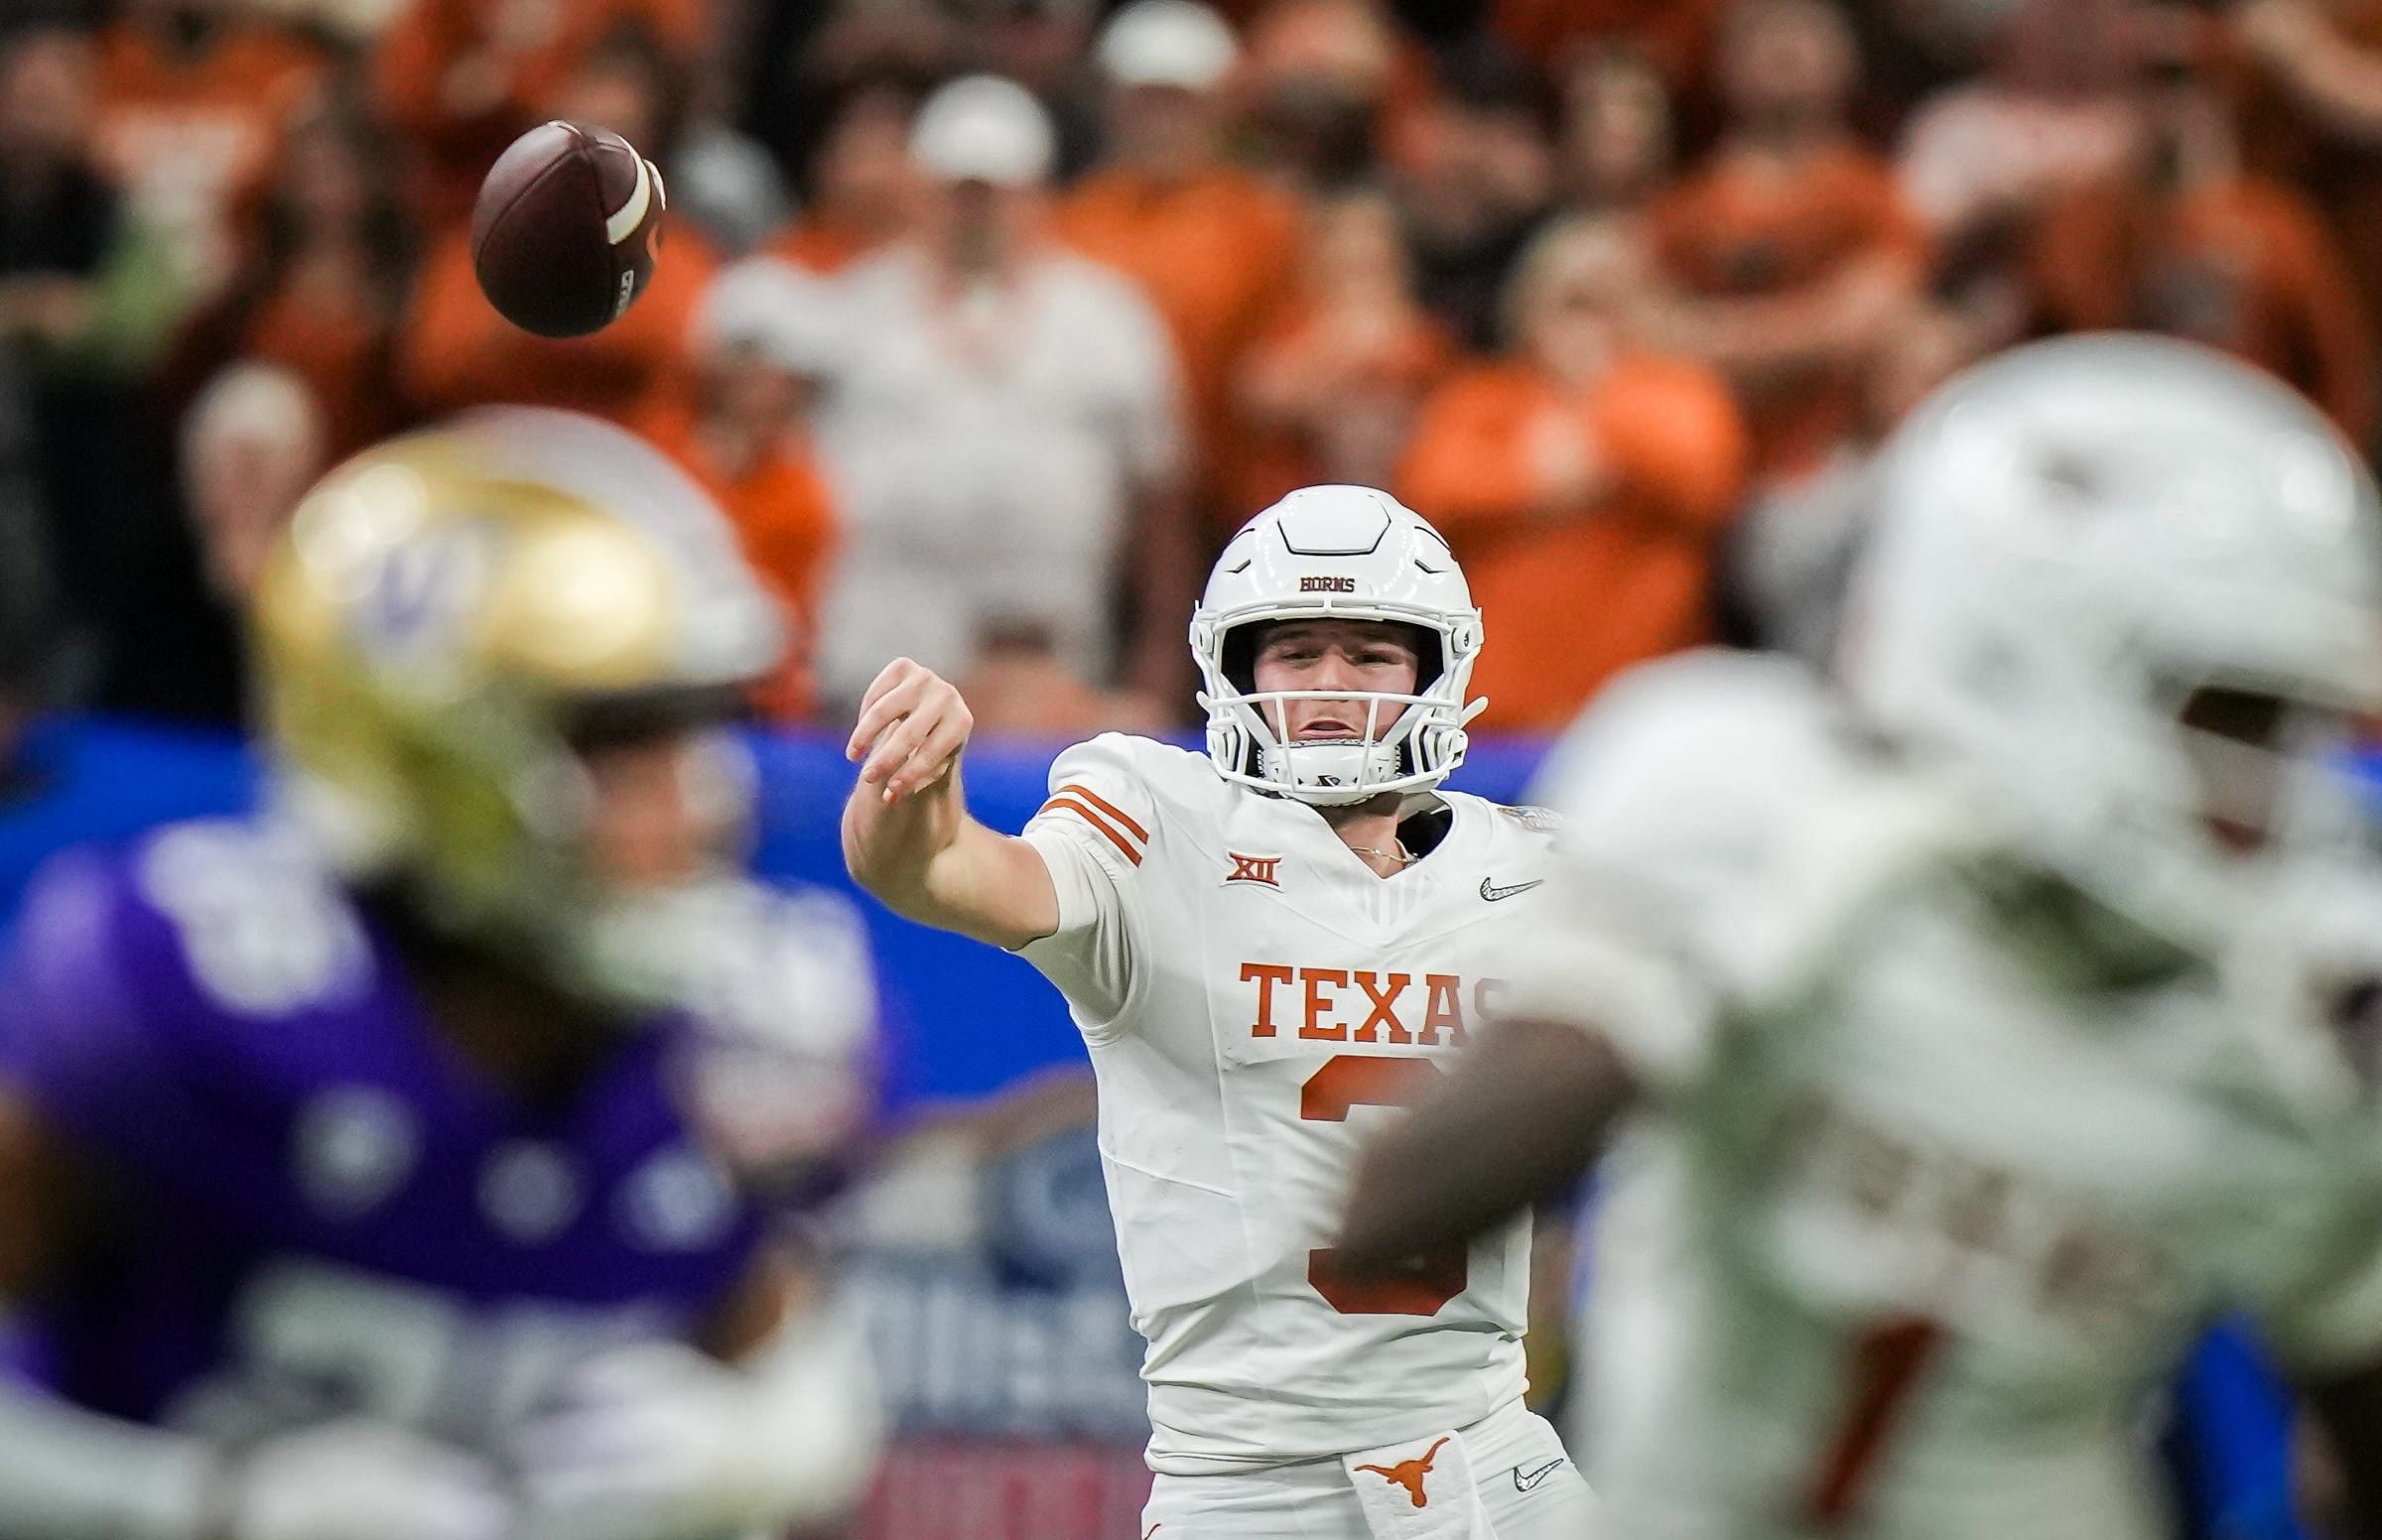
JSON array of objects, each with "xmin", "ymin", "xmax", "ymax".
[{"xmin": 844, "ymin": 485, "xmax": 1596, "ymax": 1538}]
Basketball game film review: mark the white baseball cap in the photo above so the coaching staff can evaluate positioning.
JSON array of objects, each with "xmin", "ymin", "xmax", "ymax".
[
  {"xmin": 909, "ymin": 74, "xmax": 1056, "ymax": 187},
  {"xmin": 1096, "ymin": 0, "xmax": 1240, "ymax": 91},
  {"xmin": 694, "ymin": 257, "xmax": 844, "ymax": 376}
]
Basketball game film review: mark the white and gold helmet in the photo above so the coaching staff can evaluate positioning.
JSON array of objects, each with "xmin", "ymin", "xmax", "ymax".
[
  {"xmin": 252, "ymin": 407, "xmax": 783, "ymax": 1006},
  {"xmin": 1191, "ymin": 485, "xmax": 1486, "ymax": 805}
]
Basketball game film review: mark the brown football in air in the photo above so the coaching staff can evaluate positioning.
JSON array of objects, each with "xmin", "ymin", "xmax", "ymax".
[{"xmin": 471, "ymin": 121, "xmax": 666, "ymax": 339}]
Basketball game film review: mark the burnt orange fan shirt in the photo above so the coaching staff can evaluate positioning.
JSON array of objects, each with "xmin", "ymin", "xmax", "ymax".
[
  {"xmin": 395, "ymin": 222, "xmax": 717, "ymax": 425},
  {"xmin": 1399, "ymin": 354, "xmax": 1747, "ymax": 731},
  {"xmin": 90, "ymin": 22, "xmax": 328, "ymax": 292},
  {"xmin": 1649, "ymin": 144, "xmax": 1927, "ymax": 481}
]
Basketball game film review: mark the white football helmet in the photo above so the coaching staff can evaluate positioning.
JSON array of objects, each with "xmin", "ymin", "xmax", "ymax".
[
  {"xmin": 1191, "ymin": 485, "xmax": 1485, "ymax": 805},
  {"xmin": 1841, "ymin": 333, "xmax": 2382, "ymax": 946}
]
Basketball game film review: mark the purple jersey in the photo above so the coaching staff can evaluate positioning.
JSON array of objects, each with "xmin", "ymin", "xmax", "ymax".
[{"xmin": 0, "ymin": 819, "xmax": 769, "ymax": 1448}]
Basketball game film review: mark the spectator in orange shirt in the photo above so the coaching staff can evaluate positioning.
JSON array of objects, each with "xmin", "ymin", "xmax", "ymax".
[
  {"xmin": 1399, "ymin": 215, "xmax": 1747, "ymax": 731},
  {"xmin": 1646, "ymin": 0, "xmax": 1928, "ymax": 484},
  {"xmin": 393, "ymin": 34, "xmax": 719, "ymax": 424},
  {"xmin": 637, "ymin": 257, "xmax": 841, "ymax": 722},
  {"xmin": 89, "ymin": 0, "xmax": 330, "ymax": 304},
  {"xmin": 766, "ymin": 84, "xmax": 921, "ymax": 276},
  {"xmin": 1234, "ymin": 189, "xmax": 1454, "ymax": 516},
  {"xmin": 174, "ymin": 103, "xmax": 412, "ymax": 461},
  {"xmin": 371, "ymin": 0, "xmax": 710, "ymax": 231},
  {"xmin": 2028, "ymin": 55, "xmax": 2377, "ymax": 445},
  {"xmin": 1057, "ymin": 0, "xmax": 1301, "ymax": 537}
]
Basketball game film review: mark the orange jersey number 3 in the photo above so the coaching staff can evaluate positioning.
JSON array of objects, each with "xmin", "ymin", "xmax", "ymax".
[{"xmin": 1301, "ymin": 1054, "xmax": 1468, "ymax": 1315}]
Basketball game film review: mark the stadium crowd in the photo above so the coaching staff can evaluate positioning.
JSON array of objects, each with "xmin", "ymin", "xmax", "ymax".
[{"xmin": 2, "ymin": 0, "xmax": 2379, "ymax": 755}]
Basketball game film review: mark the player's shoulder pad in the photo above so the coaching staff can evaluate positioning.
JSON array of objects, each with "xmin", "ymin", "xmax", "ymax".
[
  {"xmin": 1035, "ymin": 732, "xmax": 1212, "ymax": 866},
  {"xmin": 1530, "ymin": 650, "xmax": 1971, "ymax": 1002},
  {"xmin": 1449, "ymin": 793, "xmax": 1566, "ymax": 864},
  {"xmin": 1530, "ymin": 649, "xmax": 1846, "ymax": 874}
]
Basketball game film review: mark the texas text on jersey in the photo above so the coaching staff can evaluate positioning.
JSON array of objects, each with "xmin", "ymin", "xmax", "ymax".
[{"xmin": 1020, "ymin": 729, "xmax": 1561, "ymax": 1469}]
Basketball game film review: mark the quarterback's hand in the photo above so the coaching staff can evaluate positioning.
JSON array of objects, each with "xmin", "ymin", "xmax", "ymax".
[
  {"xmin": 508, "ymin": 1333, "xmax": 881, "ymax": 1540},
  {"xmin": 215, "ymin": 1420, "xmax": 512, "ymax": 1540},
  {"xmin": 847, "ymin": 658, "xmax": 974, "ymax": 803}
]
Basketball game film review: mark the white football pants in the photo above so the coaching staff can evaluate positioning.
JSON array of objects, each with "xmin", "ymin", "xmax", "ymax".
[{"xmin": 1136, "ymin": 1397, "xmax": 1596, "ymax": 1540}]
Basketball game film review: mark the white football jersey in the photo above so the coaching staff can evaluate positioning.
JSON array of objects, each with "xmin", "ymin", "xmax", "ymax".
[
  {"xmin": 1518, "ymin": 651, "xmax": 2382, "ymax": 1540},
  {"xmin": 1016, "ymin": 733, "xmax": 1559, "ymax": 1472}
]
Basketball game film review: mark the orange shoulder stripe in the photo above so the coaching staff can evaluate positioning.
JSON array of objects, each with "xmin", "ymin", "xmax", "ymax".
[
  {"xmin": 1036, "ymin": 796, "xmax": 1143, "ymax": 866},
  {"xmin": 1056, "ymin": 782, "xmax": 1148, "ymax": 842}
]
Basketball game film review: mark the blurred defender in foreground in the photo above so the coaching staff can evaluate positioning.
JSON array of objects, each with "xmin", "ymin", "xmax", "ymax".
[
  {"xmin": 1342, "ymin": 335, "xmax": 2382, "ymax": 1538},
  {"xmin": 0, "ymin": 410, "xmax": 882, "ymax": 1540}
]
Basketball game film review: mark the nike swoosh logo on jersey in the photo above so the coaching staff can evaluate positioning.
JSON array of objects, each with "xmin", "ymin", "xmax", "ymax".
[
  {"xmin": 1479, "ymin": 876, "xmax": 1544, "ymax": 903},
  {"xmin": 1512, "ymin": 1457, "xmax": 1568, "ymax": 1492}
]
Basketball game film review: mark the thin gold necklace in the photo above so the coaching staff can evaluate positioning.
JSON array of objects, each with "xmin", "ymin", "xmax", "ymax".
[{"xmin": 1346, "ymin": 839, "xmax": 1417, "ymax": 865}]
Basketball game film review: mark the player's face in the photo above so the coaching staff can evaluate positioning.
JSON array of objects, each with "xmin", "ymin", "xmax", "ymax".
[
  {"xmin": 576, "ymin": 727, "xmax": 741, "ymax": 890},
  {"xmin": 1251, "ymin": 620, "xmax": 1422, "ymax": 743}
]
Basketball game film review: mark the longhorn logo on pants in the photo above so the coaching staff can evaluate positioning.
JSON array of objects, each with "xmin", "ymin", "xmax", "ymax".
[{"xmin": 1357, "ymin": 1437, "xmax": 1450, "ymax": 1509}]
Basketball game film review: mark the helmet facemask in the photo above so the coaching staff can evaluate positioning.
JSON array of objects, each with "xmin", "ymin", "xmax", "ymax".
[
  {"xmin": 2167, "ymin": 681, "xmax": 2360, "ymax": 860},
  {"xmin": 1196, "ymin": 607, "xmax": 1484, "ymax": 806},
  {"xmin": 1190, "ymin": 485, "xmax": 1487, "ymax": 806}
]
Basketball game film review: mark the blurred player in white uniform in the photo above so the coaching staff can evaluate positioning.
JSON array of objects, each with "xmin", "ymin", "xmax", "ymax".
[
  {"xmin": 844, "ymin": 485, "xmax": 1596, "ymax": 1537},
  {"xmin": 1340, "ymin": 335, "xmax": 2382, "ymax": 1538}
]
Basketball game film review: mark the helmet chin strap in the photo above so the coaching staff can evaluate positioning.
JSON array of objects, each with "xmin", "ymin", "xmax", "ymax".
[{"xmin": 1262, "ymin": 739, "xmax": 1403, "ymax": 805}]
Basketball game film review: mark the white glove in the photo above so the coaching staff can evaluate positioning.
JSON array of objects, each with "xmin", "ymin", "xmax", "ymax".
[
  {"xmin": 508, "ymin": 1318, "xmax": 881, "ymax": 1540},
  {"xmin": 221, "ymin": 1420, "xmax": 513, "ymax": 1540}
]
